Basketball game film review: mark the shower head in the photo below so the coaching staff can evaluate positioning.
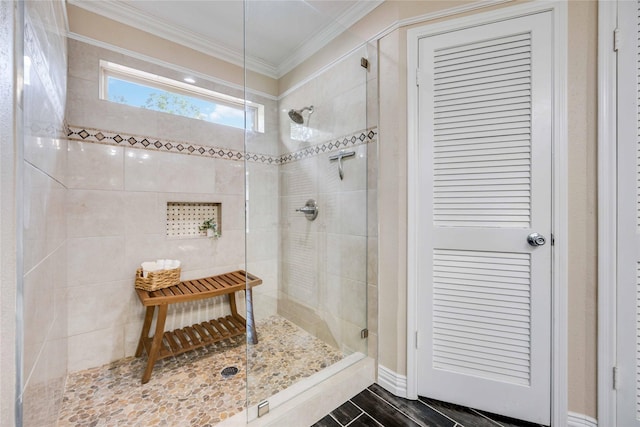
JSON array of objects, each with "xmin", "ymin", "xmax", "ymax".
[{"xmin": 288, "ymin": 105, "xmax": 314, "ymax": 124}]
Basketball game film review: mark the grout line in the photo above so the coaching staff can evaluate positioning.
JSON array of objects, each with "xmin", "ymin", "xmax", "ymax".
[
  {"xmin": 363, "ymin": 388, "xmax": 429, "ymax": 427},
  {"xmin": 468, "ymin": 408, "xmax": 505, "ymax": 427},
  {"xmin": 417, "ymin": 398, "xmax": 463, "ymax": 426},
  {"xmin": 343, "ymin": 400, "xmax": 366, "ymax": 426},
  {"xmin": 350, "ymin": 412, "xmax": 384, "ymax": 427},
  {"xmin": 327, "ymin": 413, "xmax": 342, "ymax": 426},
  {"xmin": 344, "ymin": 400, "xmax": 383, "ymax": 427}
]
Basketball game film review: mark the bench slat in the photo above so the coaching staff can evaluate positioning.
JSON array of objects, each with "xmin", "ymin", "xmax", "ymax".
[
  {"xmin": 210, "ymin": 318, "xmax": 230, "ymax": 337},
  {"xmin": 165, "ymin": 331, "xmax": 181, "ymax": 353},
  {"xmin": 136, "ymin": 270, "xmax": 261, "ymax": 306},
  {"xmin": 203, "ymin": 277, "xmax": 224, "ymax": 290},
  {"xmin": 202, "ymin": 321, "xmax": 222, "ymax": 340},
  {"xmin": 193, "ymin": 324, "xmax": 210, "ymax": 343},
  {"xmin": 189, "ymin": 280, "xmax": 208, "ymax": 292},
  {"xmin": 184, "ymin": 326, "xmax": 201, "ymax": 348},
  {"xmin": 174, "ymin": 329, "xmax": 191, "ymax": 349}
]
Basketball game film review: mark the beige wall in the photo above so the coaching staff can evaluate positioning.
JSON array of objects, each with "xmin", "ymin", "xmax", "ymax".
[
  {"xmin": 66, "ymin": 4, "xmax": 279, "ymax": 98},
  {"xmin": 567, "ymin": 0, "xmax": 598, "ymax": 417},
  {"xmin": 378, "ymin": 28, "xmax": 408, "ymax": 375}
]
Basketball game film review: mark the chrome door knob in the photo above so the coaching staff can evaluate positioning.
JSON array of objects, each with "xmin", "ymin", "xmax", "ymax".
[{"xmin": 527, "ymin": 233, "xmax": 546, "ymax": 247}]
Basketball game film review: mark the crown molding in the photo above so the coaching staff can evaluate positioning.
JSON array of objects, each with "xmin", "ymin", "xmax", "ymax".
[
  {"xmin": 275, "ymin": 0, "xmax": 383, "ymax": 77},
  {"xmin": 67, "ymin": 0, "xmax": 278, "ymax": 78},
  {"xmin": 67, "ymin": 0, "xmax": 382, "ymax": 80}
]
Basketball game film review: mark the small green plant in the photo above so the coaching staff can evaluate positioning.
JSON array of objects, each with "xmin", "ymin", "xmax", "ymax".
[{"xmin": 199, "ymin": 219, "xmax": 220, "ymax": 238}]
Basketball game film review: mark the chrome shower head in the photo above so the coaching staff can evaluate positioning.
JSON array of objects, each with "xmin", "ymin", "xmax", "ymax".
[{"xmin": 288, "ymin": 105, "xmax": 314, "ymax": 124}]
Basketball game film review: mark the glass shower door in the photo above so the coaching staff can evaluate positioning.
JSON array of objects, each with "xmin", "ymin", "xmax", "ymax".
[{"xmin": 244, "ymin": 0, "xmax": 372, "ymax": 420}]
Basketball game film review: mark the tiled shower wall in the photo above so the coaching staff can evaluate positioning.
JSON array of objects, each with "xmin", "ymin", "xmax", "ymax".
[
  {"xmin": 63, "ymin": 38, "xmax": 378, "ymax": 373},
  {"xmin": 64, "ymin": 39, "xmax": 280, "ymax": 371},
  {"xmin": 21, "ymin": 1, "xmax": 69, "ymax": 425},
  {"xmin": 277, "ymin": 45, "xmax": 378, "ymax": 355}
]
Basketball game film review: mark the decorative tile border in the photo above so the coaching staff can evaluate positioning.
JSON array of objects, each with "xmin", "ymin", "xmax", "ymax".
[
  {"xmin": 66, "ymin": 125, "xmax": 253, "ymax": 162},
  {"xmin": 277, "ymin": 128, "xmax": 377, "ymax": 165},
  {"xmin": 67, "ymin": 125, "xmax": 377, "ymax": 165}
]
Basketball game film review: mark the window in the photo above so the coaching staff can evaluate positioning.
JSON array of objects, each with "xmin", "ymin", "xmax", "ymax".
[{"xmin": 100, "ymin": 61, "xmax": 264, "ymax": 133}]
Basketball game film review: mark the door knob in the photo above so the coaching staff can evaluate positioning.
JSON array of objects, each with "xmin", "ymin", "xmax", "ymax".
[{"xmin": 527, "ymin": 233, "xmax": 546, "ymax": 247}]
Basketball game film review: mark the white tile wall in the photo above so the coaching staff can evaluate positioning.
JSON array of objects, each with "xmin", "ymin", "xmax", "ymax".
[
  {"xmin": 64, "ymin": 40, "xmax": 280, "ymax": 373},
  {"xmin": 66, "ymin": 141, "xmax": 124, "ymax": 190},
  {"xmin": 62, "ymin": 38, "xmax": 378, "ymax": 381},
  {"xmin": 21, "ymin": 1, "xmax": 68, "ymax": 423},
  {"xmin": 123, "ymin": 148, "xmax": 217, "ymax": 193},
  {"xmin": 276, "ymin": 48, "xmax": 372, "ymax": 355}
]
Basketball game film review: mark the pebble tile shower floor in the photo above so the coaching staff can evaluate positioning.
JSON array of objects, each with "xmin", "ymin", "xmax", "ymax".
[{"xmin": 57, "ymin": 316, "xmax": 344, "ymax": 426}]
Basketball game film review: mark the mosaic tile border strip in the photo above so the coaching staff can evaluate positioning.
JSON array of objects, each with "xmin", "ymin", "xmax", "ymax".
[
  {"xmin": 66, "ymin": 125, "xmax": 253, "ymax": 162},
  {"xmin": 277, "ymin": 128, "xmax": 377, "ymax": 165},
  {"xmin": 67, "ymin": 125, "xmax": 377, "ymax": 164}
]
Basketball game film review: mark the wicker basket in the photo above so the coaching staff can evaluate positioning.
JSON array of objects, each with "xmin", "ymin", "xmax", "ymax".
[{"xmin": 135, "ymin": 267, "xmax": 181, "ymax": 291}]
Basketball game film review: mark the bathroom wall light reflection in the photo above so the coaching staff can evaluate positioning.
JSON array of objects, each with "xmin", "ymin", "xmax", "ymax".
[{"xmin": 23, "ymin": 56, "xmax": 31, "ymax": 85}]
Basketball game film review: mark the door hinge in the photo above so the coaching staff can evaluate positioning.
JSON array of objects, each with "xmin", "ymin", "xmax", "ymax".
[
  {"xmin": 416, "ymin": 68, "xmax": 421, "ymax": 87},
  {"xmin": 361, "ymin": 328, "xmax": 369, "ymax": 339},
  {"xmin": 361, "ymin": 57, "xmax": 370, "ymax": 70},
  {"xmin": 415, "ymin": 331, "xmax": 419, "ymax": 348},
  {"xmin": 614, "ymin": 28, "xmax": 620, "ymax": 52},
  {"xmin": 551, "ymin": 233, "xmax": 555, "ymax": 246},
  {"xmin": 613, "ymin": 366, "xmax": 619, "ymax": 390}
]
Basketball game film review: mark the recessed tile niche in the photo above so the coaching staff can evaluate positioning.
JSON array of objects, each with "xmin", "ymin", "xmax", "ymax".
[{"xmin": 166, "ymin": 202, "xmax": 221, "ymax": 238}]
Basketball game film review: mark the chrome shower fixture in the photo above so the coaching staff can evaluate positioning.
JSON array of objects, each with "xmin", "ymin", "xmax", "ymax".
[
  {"xmin": 288, "ymin": 105, "xmax": 314, "ymax": 124},
  {"xmin": 329, "ymin": 150, "xmax": 355, "ymax": 180}
]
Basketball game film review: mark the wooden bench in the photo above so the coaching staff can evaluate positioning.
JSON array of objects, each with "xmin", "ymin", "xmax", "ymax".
[{"xmin": 134, "ymin": 270, "xmax": 262, "ymax": 383}]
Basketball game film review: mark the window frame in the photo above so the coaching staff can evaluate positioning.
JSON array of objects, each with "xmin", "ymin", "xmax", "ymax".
[{"xmin": 99, "ymin": 60, "xmax": 264, "ymax": 133}]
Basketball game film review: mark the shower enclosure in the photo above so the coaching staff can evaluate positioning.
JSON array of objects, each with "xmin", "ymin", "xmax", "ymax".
[
  {"xmin": 15, "ymin": 1, "xmax": 377, "ymax": 425},
  {"xmin": 243, "ymin": 2, "xmax": 375, "ymax": 421}
]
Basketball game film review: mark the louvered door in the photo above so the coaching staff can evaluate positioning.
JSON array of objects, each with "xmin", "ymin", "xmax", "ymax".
[
  {"xmin": 617, "ymin": 1, "xmax": 640, "ymax": 425},
  {"xmin": 415, "ymin": 12, "xmax": 552, "ymax": 425}
]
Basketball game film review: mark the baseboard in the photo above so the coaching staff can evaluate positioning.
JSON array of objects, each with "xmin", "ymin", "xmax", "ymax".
[
  {"xmin": 377, "ymin": 365, "xmax": 408, "ymax": 398},
  {"xmin": 568, "ymin": 411, "xmax": 598, "ymax": 427}
]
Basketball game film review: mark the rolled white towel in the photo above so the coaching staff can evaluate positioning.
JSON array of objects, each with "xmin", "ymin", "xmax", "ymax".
[{"xmin": 141, "ymin": 261, "xmax": 161, "ymax": 278}]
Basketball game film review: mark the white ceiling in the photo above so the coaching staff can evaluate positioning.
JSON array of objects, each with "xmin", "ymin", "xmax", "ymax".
[{"xmin": 68, "ymin": 0, "xmax": 383, "ymax": 79}]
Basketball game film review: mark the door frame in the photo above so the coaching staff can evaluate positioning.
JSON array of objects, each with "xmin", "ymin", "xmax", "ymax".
[
  {"xmin": 406, "ymin": 2, "xmax": 568, "ymax": 426},
  {"xmin": 597, "ymin": 1, "xmax": 619, "ymax": 426}
]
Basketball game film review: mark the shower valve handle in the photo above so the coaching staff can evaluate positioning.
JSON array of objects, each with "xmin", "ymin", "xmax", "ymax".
[
  {"xmin": 296, "ymin": 206, "xmax": 317, "ymax": 214},
  {"xmin": 296, "ymin": 199, "xmax": 318, "ymax": 221}
]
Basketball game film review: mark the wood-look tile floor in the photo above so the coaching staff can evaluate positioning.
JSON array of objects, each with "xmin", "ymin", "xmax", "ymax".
[{"xmin": 312, "ymin": 384, "xmax": 547, "ymax": 427}]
